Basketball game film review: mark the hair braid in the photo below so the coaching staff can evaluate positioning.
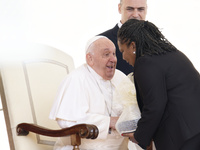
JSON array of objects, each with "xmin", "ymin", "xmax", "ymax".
[{"xmin": 118, "ymin": 19, "xmax": 177, "ymax": 59}]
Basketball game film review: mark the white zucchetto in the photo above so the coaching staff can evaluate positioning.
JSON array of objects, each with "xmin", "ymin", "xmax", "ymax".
[{"xmin": 85, "ymin": 35, "xmax": 108, "ymax": 54}]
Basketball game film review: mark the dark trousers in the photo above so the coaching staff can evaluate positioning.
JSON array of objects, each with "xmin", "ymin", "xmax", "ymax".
[{"xmin": 180, "ymin": 133, "xmax": 200, "ymax": 150}]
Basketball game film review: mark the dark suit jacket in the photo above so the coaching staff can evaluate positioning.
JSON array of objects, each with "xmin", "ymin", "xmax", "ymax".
[
  {"xmin": 99, "ymin": 24, "xmax": 134, "ymax": 75},
  {"xmin": 133, "ymin": 50, "xmax": 200, "ymax": 150}
]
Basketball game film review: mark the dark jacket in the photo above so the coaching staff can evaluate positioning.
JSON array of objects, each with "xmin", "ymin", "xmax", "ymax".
[
  {"xmin": 99, "ymin": 24, "xmax": 134, "ymax": 75},
  {"xmin": 134, "ymin": 50, "xmax": 200, "ymax": 150}
]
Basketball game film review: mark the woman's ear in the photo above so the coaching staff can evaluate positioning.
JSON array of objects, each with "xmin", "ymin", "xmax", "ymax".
[{"xmin": 131, "ymin": 42, "xmax": 136, "ymax": 50}]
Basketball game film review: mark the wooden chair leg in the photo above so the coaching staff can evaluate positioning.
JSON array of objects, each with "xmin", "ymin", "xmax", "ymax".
[
  {"xmin": 71, "ymin": 134, "xmax": 81, "ymax": 150},
  {"xmin": 72, "ymin": 146, "xmax": 80, "ymax": 150}
]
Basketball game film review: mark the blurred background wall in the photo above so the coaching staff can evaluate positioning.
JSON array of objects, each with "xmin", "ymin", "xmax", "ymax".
[{"xmin": 0, "ymin": 0, "xmax": 199, "ymax": 70}]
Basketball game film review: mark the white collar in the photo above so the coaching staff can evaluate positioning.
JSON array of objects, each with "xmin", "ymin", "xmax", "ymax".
[
  {"xmin": 86, "ymin": 64, "xmax": 114, "ymax": 87},
  {"xmin": 118, "ymin": 21, "xmax": 123, "ymax": 28},
  {"xmin": 87, "ymin": 64, "xmax": 103, "ymax": 81}
]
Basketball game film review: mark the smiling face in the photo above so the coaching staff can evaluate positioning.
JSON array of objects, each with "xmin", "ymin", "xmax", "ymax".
[
  {"xmin": 118, "ymin": 0, "xmax": 147, "ymax": 24},
  {"xmin": 118, "ymin": 41, "xmax": 136, "ymax": 67},
  {"xmin": 86, "ymin": 38, "xmax": 117, "ymax": 80}
]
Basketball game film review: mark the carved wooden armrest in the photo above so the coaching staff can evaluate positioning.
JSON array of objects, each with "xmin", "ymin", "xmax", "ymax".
[{"xmin": 16, "ymin": 123, "xmax": 99, "ymax": 150}]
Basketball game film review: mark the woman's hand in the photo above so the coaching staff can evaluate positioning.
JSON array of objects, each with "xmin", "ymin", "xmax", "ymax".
[{"xmin": 122, "ymin": 132, "xmax": 138, "ymax": 144}]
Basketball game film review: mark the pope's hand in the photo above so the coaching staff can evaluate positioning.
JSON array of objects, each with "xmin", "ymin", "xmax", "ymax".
[{"xmin": 110, "ymin": 117, "xmax": 119, "ymax": 130}]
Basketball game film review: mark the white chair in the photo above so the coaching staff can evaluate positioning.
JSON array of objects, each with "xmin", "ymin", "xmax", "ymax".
[{"xmin": 0, "ymin": 42, "xmax": 98, "ymax": 150}]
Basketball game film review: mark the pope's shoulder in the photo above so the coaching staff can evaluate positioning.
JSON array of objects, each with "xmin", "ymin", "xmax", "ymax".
[{"xmin": 62, "ymin": 64, "xmax": 89, "ymax": 81}]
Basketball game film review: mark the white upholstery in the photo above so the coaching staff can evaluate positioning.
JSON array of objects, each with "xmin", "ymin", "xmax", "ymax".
[{"xmin": 0, "ymin": 42, "xmax": 75, "ymax": 150}]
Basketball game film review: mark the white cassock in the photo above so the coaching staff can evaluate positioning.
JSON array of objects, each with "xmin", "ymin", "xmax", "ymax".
[{"xmin": 50, "ymin": 64, "xmax": 132, "ymax": 150}]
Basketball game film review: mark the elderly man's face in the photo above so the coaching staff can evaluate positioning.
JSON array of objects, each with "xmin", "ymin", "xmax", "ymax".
[
  {"xmin": 88, "ymin": 38, "xmax": 117, "ymax": 80},
  {"xmin": 118, "ymin": 0, "xmax": 147, "ymax": 24}
]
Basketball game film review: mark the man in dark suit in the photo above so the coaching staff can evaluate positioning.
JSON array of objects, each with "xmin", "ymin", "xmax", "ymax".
[{"xmin": 99, "ymin": 0, "xmax": 147, "ymax": 75}]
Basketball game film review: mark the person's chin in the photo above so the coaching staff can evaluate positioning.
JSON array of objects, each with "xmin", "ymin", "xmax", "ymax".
[
  {"xmin": 128, "ymin": 62, "xmax": 134, "ymax": 67},
  {"xmin": 106, "ymin": 72, "xmax": 115, "ymax": 80}
]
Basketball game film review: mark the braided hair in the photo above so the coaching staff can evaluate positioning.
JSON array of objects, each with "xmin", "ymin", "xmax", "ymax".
[{"xmin": 117, "ymin": 19, "xmax": 177, "ymax": 59}]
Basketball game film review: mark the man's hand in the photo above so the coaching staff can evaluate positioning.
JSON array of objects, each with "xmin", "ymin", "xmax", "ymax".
[{"xmin": 109, "ymin": 117, "xmax": 119, "ymax": 130}]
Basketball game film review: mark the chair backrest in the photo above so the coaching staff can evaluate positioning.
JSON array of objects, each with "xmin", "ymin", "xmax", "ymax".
[{"xmin": 0, "ymin": 42, "xmax": 75, "ymax": 150}]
